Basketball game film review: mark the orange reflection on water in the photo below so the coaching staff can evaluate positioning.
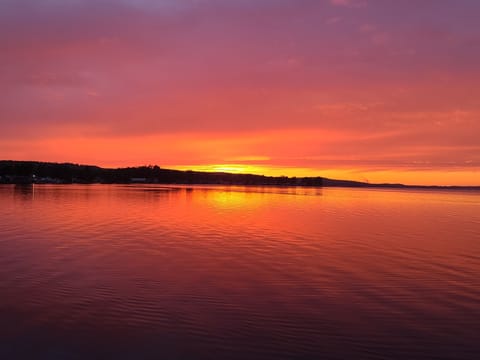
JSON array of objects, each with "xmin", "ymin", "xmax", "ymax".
[{"xmin": 1, "ymin": 184, "xmax": 480, "ymax": 358}]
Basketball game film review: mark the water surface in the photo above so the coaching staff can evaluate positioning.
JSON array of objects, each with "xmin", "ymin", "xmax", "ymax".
[{"xmin": 1, "ymin": 184, "xmax": 479, "ymax": 359}]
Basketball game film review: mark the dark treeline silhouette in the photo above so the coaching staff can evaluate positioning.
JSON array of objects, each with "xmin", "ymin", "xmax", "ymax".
[
  {"xmin": 2, "ymin": 160, "xmax": 479, "ymax": 189},
  {"xmin": 0, "ymin": 161, "xmax": 323, "ymax": 186}
]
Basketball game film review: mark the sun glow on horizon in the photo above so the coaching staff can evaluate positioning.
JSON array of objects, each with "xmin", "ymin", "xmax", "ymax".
[
  {"xmin": 168, "ymin": 164, "xmax": 480, "ymax": 187},
  {"xmin": 169, "ymin": 164, "xmax": 314, "ymax": 177}
]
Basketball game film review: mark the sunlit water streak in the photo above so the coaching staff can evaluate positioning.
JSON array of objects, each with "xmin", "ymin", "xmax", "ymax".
[{"xmin": 0, "ymin": 184, "xmax": 479, "ymax": 359}]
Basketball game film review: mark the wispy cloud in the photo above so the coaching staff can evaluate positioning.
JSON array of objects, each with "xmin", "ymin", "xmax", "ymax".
[
  {"xmin": 330, "ymin": 0, "xmax": 367, "ymax": 8},
  {"xmin": 325, "ymin": 16, "xmax": 342, "ymax": 25}
]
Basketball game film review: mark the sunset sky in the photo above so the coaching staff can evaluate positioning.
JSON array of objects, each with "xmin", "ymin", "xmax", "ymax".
[{"xmin": 1, "ymin": 0, "xmax": 479, "ymax": 185}]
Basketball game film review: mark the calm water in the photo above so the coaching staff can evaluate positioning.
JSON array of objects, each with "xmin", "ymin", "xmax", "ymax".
[{"xmin": 1, "ymin": 184, "xmax": 479, "ymax": 359}]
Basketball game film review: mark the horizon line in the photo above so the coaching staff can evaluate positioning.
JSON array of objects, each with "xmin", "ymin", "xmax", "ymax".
[{"xmin": 1, "ymin": 159, "xmax": 480, "ymax": 189}]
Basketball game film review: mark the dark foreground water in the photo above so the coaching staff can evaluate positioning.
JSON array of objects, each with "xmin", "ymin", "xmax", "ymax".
[{"xmin": 1, "ymin": 184, "xmax": 479, "ymax": 359}]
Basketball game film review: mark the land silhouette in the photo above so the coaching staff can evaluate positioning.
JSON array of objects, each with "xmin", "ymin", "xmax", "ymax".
[{"xmin": 0, "ymin": 160, "xmax": 478, "ymax": 189}]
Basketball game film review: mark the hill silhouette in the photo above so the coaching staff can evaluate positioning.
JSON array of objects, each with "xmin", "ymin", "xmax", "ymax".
[
  {"xmin": 0, "ymin": 160, "xmax": 478, "ymax": 189},
  {"xmin": 0, "ymin": 160, "xmax": 322, "ymax": 186}
]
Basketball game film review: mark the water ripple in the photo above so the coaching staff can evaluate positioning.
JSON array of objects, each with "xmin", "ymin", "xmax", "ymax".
[{"xmin": 0, "ymin": 185, "xmax": 479, "ymax": 359}]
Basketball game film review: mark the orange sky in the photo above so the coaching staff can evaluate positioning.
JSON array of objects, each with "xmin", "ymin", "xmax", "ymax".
[{"xmin": 1, "ymin": 0, "xmax": 479, "ymax": 185}]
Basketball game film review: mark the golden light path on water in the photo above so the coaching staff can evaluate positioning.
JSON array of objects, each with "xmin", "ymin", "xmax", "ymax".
[{"xmin": 0, "ymin": 184, "xmax": 479, "ymax": 359}]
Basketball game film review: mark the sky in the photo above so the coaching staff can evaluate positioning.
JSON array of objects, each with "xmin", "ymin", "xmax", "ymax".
[{"xmin": 1, "ymin": 0, "xmax": 479, "ymax": 185}]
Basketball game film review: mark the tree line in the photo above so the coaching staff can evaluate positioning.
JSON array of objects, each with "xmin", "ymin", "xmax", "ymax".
[{"xmin": 0, "ymin": 161, "xmax": 323, "ymax": 186}]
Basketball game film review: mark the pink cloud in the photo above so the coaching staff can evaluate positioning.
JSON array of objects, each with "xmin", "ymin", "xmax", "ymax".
[
  {"xmin": 1, "ymin": 0, "xmax": 479, "ymax": 184},
  {"xmin": 330, "ymin": 0, "xmax": 366, "ymax": 8}
]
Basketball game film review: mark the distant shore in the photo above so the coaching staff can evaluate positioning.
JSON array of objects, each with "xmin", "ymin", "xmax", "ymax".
[{"xmin": 1, "ymin": 160, "xmax": 479, "ymax": 190}]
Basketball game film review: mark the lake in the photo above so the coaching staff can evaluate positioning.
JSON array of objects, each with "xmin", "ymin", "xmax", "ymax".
[{"xmin": 1, "ymin": 184, "xmax": 479, "ymax": 359}]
